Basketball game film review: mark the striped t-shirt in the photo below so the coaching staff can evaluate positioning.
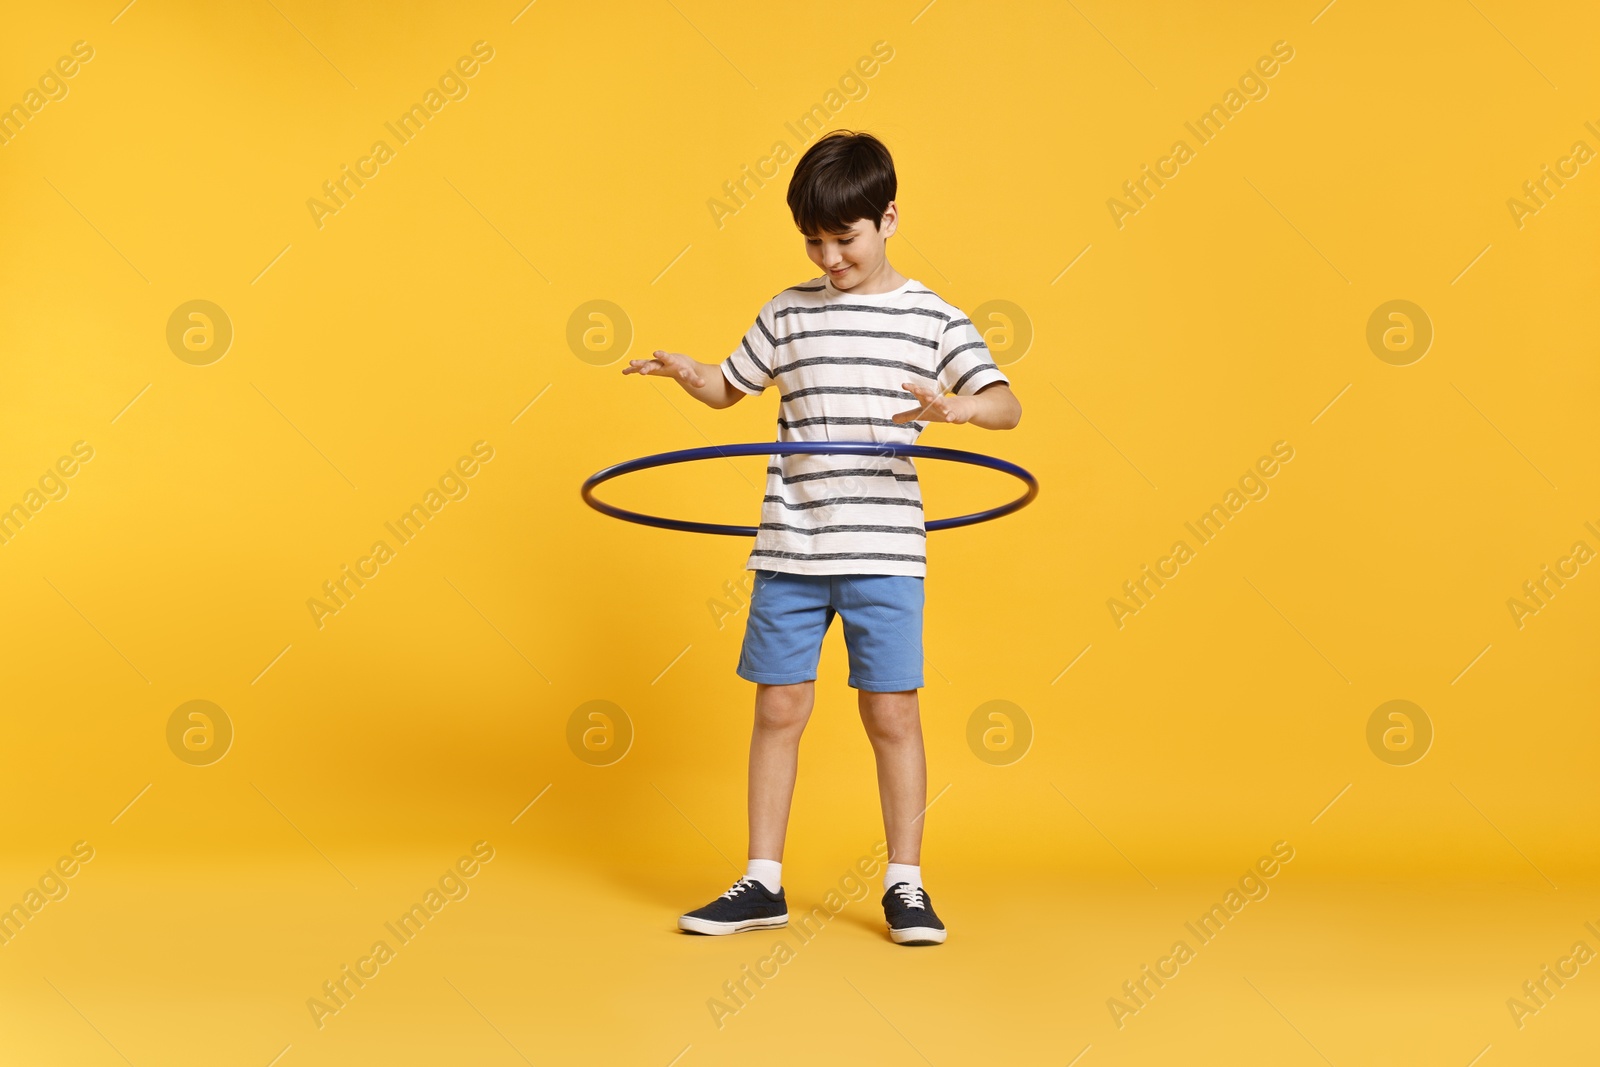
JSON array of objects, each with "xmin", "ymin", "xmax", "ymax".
[{"xmin": 719, "ymin": 273, "xmax": 1010, "ymax": 578}]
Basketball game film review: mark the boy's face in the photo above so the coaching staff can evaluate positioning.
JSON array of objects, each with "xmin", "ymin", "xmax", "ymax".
[{"xmin": 803, "ymin": 203, "xmax": 897, "ymax": 289}]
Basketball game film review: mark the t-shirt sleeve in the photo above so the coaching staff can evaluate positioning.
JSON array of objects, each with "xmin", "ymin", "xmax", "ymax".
[
  {"xmin": 721, "ymin": 301, "xmax": 779, "ymax": 396},
  {"xmin": 935, "ymin": 312, "xmax": 1010, "ymax": 396}
]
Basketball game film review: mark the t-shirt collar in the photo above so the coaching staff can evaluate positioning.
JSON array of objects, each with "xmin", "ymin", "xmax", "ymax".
[{"xmin": 824, "ymin": 273, "xmax": 915, "ymax": 300}]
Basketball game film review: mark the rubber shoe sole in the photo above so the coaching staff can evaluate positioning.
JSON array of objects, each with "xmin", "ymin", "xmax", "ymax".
[
  {"xmin": 678, "ymin": 913, "xmax": 789, "ymax": 936},
  {"xmin": 889, "ymin": 924, "xmax": 947, "ymax": 946}
]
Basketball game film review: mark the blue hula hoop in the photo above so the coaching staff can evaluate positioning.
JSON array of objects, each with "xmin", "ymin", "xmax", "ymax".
[{"xmin": 580, "ymin": 441, "xmax": 1038, "ymax": 537}]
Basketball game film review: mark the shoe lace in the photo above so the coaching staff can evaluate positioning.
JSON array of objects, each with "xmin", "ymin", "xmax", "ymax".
[
  {"xmin": 720, "ymin": 878, "xmax": 756, "ymax": 900},
  {"xmin": 892, "ymin": 883, "xmax": 926, "ymax": 909}
]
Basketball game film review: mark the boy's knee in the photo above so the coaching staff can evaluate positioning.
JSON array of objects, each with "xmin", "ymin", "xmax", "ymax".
[
  {"xmin": 755, "ymin": 682, "xmax": 813, "ymax": 731},
  {"xmin": 858, "ymin": 692, "xmax": 919, "ymax": 743}
]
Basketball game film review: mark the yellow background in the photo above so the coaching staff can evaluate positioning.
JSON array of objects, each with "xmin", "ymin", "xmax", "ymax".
[{"xmin": 2, "ymin": 0, "xmax": 1596, "ymax": 1063}]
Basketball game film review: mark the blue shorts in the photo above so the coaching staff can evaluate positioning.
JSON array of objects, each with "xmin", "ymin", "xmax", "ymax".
[{"xmin": 737, "ymin": 570, "xmax": 924, "ymax": 692}]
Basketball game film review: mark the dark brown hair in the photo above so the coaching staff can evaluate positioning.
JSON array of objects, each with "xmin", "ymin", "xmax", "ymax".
[{"xmin": 787, "ymin": 130, "xmax": 897, "ymax": 236}]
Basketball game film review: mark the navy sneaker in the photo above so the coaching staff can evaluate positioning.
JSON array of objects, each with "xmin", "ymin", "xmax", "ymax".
[
  {"xmin": 882, "ymin": 882, "xmax": 946, "ymax": 945},
  {"xmin": 678, "ymin": 877, "xmax": 789, "ymax": 935}
]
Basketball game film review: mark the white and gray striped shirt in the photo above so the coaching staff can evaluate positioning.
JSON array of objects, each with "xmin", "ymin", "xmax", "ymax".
[{"xmin": 720, "ymin": 273, "xmax": 1010, "ymax": 577}]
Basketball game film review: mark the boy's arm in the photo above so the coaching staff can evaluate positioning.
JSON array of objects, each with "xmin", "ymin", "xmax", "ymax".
[
  {"xmin": 892, "ymin": 380, "xmax": 1021, "ymax": 430},
  {"xmin": 622, "ymin": 350, "xmax": 745, "ymax": 409}
]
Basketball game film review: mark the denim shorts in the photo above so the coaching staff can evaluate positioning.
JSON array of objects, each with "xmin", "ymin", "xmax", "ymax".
[{"xmin": 736, "ymin": 570, "xmax": 925, "ymax": 692}]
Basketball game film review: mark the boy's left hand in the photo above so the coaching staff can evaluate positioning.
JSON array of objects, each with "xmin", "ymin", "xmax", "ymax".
[{"xmin": 893, "ymin": 381, "xmax": 973, "ymax": 424}]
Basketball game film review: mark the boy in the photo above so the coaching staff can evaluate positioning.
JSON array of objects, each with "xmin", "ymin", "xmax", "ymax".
[{"xmin": 623, "ymin": 130, "xmax": 1021, "ymax": 946}]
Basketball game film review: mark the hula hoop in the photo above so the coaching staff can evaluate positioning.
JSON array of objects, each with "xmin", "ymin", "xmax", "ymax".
[{"xmin": 580, "ymin": 441, "xmax": 1038, "ymax": 537}]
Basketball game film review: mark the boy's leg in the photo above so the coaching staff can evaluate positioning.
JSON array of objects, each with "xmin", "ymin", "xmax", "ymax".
[
  {"xmin": 748, "ymin": 680, "xmax": 816, "ymax": 862},
  {"xmin": 860, "ymin": 688, "xmax": 947, "ymax": 945},
  {"xmin": 835, "ymin": 577, "xmax": 945, "ymax": 944},
  {"xmin": 736, "ymin": 570, "xmax": 833, "ymax": 866},
  {"xmin": 679, "ymin": 573, "xmax": 827, "ymax": 934},
  {"xmin": 833, "ymin": 574, "xmax": 927, "ymax": 866},
  {"xmin": 856, "ymin": 688, "xmax": 926, "ymax": 866}
]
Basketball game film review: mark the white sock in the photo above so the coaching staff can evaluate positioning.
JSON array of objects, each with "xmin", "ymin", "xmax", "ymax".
[
  {"xmin": 885, "ymin": 862, "xmax": 923, "ymax": 892},
  {"xmin": 745, "ymin": 858, "xmax": 782, "ymax": 894}
]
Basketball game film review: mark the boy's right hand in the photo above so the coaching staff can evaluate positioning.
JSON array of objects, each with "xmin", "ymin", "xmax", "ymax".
[{"xmin": 623, "ymin": 350, "xmax": 704, "ymax": 388}]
